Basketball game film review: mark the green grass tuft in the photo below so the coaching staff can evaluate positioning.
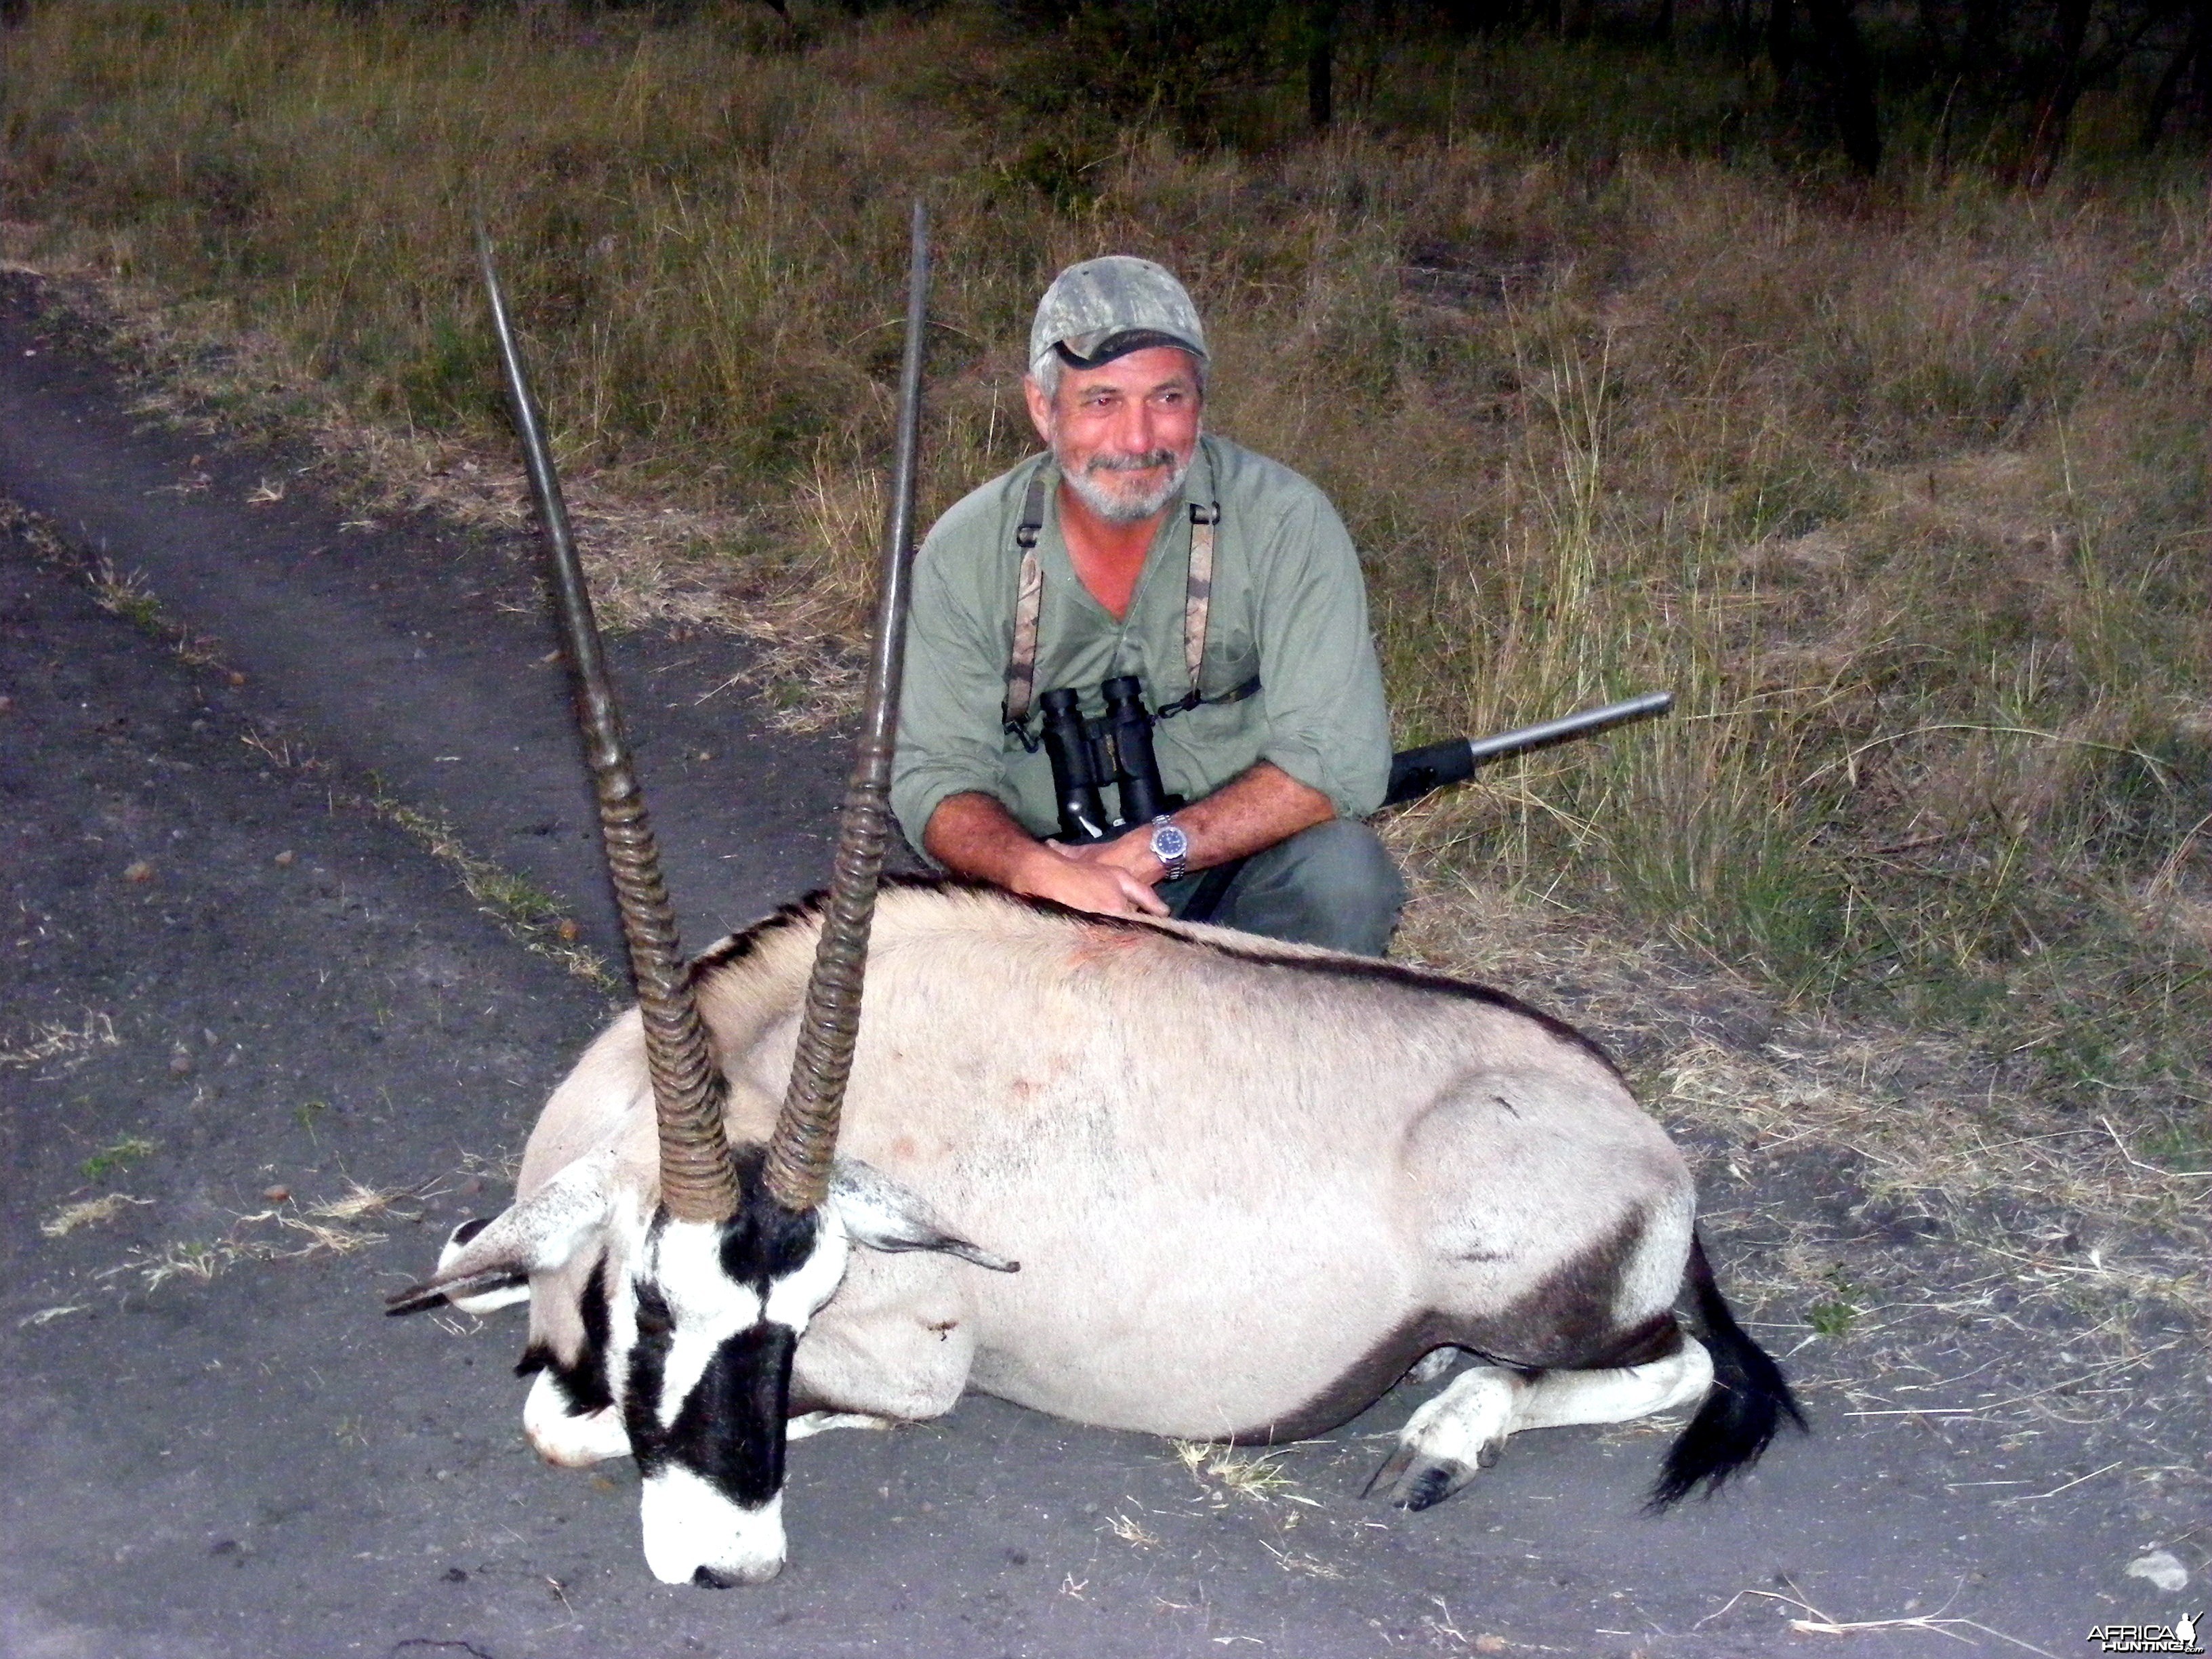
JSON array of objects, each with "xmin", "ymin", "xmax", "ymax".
[{"xmin": 81, "ymin": 1136, "xmax": 157, "ymax": 1182}]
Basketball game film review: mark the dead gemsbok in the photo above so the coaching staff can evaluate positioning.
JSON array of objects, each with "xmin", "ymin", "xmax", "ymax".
[{"xmin": 386, "ymin": 205, "xmax": 1803, "ymax": 1586}]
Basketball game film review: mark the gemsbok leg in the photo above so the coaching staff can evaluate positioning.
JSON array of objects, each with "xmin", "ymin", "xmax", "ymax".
[{"xmin": 1374, "ymin": 1338, "xmax": 1714, "ymax": 1509}]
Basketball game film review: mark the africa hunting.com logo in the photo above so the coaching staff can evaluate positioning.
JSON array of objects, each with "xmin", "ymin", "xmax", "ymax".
[{"xmin": 2087, "ymin": 1612, "xmax": 2203, "ymax": 1654}]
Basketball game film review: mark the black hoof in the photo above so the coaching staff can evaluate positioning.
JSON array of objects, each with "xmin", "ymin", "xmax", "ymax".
[
  {"xmin": 1393, "ymin": 1461, "xmax": 1466, "ymax": 1512},
  {"xmin": 1361, "ymin": 1443, "xmax": 1414, "ymax": 1500}
]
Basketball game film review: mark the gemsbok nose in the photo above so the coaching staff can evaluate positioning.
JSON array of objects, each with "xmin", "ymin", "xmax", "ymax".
[{"xmin": 638, "ymin": 1469, "xmax": 787, "ymax": 1586}]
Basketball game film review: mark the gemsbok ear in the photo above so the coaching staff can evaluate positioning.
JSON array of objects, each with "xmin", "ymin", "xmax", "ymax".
[
  {"xmin": 829, "ymin": 1160, "xmax": 1020, "ymax": 1273},
  {"xmin": 384, "ymin": 1155, "xmax": 614, "ymax": 1315}
]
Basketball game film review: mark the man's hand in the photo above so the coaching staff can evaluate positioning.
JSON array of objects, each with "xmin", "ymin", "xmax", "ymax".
[
  {"xmin": 921, "ymin": 763, "xmax": 1337, "ymax": 923},
  {"xmin": 1026, "ymin": 839, "xmax": 1169, "ymax": 917},
  {"xmin": 923, "ymin": 792, "xmax": 1168, "ymax": 918}
]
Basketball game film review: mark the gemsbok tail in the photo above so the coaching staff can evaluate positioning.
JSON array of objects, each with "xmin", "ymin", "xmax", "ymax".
[{"xmin": 1648, "ymin": 1229, "xmax": 1807, "ymax": 1509}]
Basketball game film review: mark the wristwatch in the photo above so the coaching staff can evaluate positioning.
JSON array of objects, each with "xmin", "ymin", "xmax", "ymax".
[{"xmin": 1148, "ymin": 815, "xmax": 1189, "ymax": 882}]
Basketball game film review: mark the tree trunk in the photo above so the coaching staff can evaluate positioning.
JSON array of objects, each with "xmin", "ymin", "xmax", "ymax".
[
  {"xmin": 1307, "ymin": 0, "xmax": 1340, "ymax": 129},
  {"xmin": 2024, "ymin": 0, "xmax": 2091, "ymax": 187},
  {"xmin": 1963, "ymin": 0, "xmax": 2005, "ymax": 67},
  {"xmin": 1807, "ymin": 0, "xmax": 1881, "ymax": 173},
  {"xmin": 1723, "ymin": 0, "xmax": 1757, "ymax": 64},
  {"xmin": 1768, "ymin": 0, "xmax": 1799, "ymax": 84},
  {"xmin": 1913, "ymin": 0, "xmax": 1947, "ymax": 60},
  {"xmin": 2141, "ymin": 2, "xmax": 2209, "ymax": 148}
]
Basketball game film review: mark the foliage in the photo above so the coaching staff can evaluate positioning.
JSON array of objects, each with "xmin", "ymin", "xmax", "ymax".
[{"xmin": 998, "ymin": 0, "xmax": 1292, "ymax": 136}]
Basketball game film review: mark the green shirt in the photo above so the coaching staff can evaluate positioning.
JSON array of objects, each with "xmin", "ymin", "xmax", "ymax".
[{"xmin": 892, "ymin": 434, "xmax": 1392, "ymax": 850}]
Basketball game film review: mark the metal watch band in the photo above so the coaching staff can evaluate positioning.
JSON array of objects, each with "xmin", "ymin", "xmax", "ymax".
[{"xmin": 1149, "ymin": 815, "xmax": 1189, "ymax": 882}]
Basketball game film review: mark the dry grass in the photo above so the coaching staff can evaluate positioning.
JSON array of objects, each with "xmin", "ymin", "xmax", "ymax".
[
  {"xmin": 1258, "ymin": 1538, "xmax": 1347, "ymax": 1579},
  {"xmin": 1701, "ymin": 1586, "xmax": 2064, "ymax": 1656},
  {"xmin": 39, "ymin": 1192, "xmax": 152, "ymax": 1237},
  {"xmin": 1173, "ymin": 1440, "xmax": 1307, "ymax": 1504},
  {"xmin": 102, "ymin": 1193, "xmax": 401, "ymax": 1293},
  {"xmin": 17, "ymin": 1304, "xmax": 92, "ymax": 1328},
  {"xmin": 304, "ymin": 1180, "xmax": 411, "ymax": 1223},
  {"xmin": 1, "ymin": 1, "xmax": 2205, "ymax": 1308},
  {"xmin": 85, "ymin": 557, "xmax": 163, "ymax": 630},
  {"xmin": 1102, "ymin": 1509, "xmax": 1161, "ymax": 1548},
  {"xmin": 0, "ymin": 1010, "xmax": 119, "ymax": 1071}
]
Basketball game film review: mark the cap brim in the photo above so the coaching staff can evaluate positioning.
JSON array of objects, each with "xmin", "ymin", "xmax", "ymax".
[{"xmin": 1046, "ymin": 329, "xmax": 1206, "ymax": 371}]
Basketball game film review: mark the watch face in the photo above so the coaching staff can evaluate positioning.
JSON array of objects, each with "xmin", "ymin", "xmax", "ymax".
[{"xmin": 1152, "ymin": 822, "xmax": 1189, "ymax": 861}]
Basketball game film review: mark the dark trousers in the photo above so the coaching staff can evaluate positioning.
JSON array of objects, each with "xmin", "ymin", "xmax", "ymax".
[{"xmin": 1159, "ymin": 819, "xmax": 1406, "ymax": 958}]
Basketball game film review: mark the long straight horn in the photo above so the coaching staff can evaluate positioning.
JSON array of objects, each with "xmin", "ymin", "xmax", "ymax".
[
  {"xmin": 761, "ymin": 201, "xmax": 931, "ymax": 1214},
  {"xmin": 476, "ymin": 220, "xmax": 740, "ymax": 1226}
]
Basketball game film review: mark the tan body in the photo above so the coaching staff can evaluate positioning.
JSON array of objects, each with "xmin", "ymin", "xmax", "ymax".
[{"xmin": 517, "ymin": 883, "xmax": 1696, "ymax": 1444}]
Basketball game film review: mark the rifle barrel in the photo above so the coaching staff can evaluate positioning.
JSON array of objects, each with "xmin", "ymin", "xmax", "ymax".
[{"xmin": 1383, "ymin": 690, "xmax": 1673, "ymax": 807}]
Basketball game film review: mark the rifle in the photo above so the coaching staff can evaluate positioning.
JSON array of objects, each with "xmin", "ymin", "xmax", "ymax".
[{"xmin": 1382, "ymin": 691, "xmax": 1673, "ymax": 808}]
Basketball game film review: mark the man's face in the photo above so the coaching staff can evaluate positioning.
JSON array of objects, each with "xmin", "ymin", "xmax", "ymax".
[{"xmin": 1025, "ymin": 346, "xmax": 1203, "ymax": 527}]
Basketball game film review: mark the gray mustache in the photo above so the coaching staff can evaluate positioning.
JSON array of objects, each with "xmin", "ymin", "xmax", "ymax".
[{"xmin": 1086, "ymin": 449, "xmax": 1176, "ymax": 475}]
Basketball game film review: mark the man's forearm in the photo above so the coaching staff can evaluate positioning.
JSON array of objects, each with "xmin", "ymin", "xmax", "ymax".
[
  {"xmin": 920, "ymin": 764, "xmax": 1335, "ymax": 914},
  {"xmin": 923, "ymin": 791, "xmax": 1169, "ymax": 916},
  {"xmin": 921, "ymin": 791, "xmax": 1059, "ymax": 890},
  {"xmin": 1172, "ymin": 761, "xmax": 1335, "ymax": 873},
  {"xmin": 1057, "ymin": 760, "xmax": 1334, "ymax": 888}
]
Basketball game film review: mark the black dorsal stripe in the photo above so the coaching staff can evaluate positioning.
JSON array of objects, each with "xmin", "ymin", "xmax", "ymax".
[{"xmin": 688, "ymin": 878, "xmax": 1619, "ymax": 1080}]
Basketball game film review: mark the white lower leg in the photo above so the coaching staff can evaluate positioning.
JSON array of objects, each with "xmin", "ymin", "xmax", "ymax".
[
  {"xmin": 1403, "ymin": 1348, "xmax": 1460, "ymax": 1387},
  {"xmin": 1507, "ymin": 1340, "xmax": 1714, "ymax": 1434},
  {"xmin": 785, "ymin": 1411, "xmax": 898, "ymax": 1441}
]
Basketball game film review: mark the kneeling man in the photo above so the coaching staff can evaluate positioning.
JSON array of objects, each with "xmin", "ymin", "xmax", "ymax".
[{"xmin": 891, "ymin": 255, "xmax": 1404, "ymax": 956}]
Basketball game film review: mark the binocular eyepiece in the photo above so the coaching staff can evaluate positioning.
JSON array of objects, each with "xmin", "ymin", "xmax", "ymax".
[{"xmin": 1040, "ymin": 674, "xmax": 1175, "ymax": 844}]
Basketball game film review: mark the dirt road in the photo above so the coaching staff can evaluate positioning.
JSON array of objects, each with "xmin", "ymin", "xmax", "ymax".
[{"xmin": 1, "ymin": 272, "xmax": 2200, "ymax": 1658}]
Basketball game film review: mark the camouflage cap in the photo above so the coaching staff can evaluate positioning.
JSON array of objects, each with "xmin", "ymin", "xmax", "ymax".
[{"xmin": 1029, "ymin": 255, "xmax": 1208, "ymax": 373}]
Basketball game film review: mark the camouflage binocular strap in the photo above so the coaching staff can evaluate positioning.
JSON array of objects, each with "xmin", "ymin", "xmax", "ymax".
[{"xmin": 1002, "ymin": 468, "xmax": 1221, "ymax": 735}]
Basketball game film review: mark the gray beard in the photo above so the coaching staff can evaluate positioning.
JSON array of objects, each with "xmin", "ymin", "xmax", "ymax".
[{"xmin": 1059, "ymin": 447, "xmax": 1193, "ymax": 525}]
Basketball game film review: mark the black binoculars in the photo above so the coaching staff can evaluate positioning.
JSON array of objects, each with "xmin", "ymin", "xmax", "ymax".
[{"xmin": 1039, "ymin": 675, "xmax": 1181, "ymax": 844}]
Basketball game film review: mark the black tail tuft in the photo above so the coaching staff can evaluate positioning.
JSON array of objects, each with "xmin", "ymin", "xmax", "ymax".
[{"xmin": 1647, "ymin": 1229, "xmax": 1807, "ymax": 1511}]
